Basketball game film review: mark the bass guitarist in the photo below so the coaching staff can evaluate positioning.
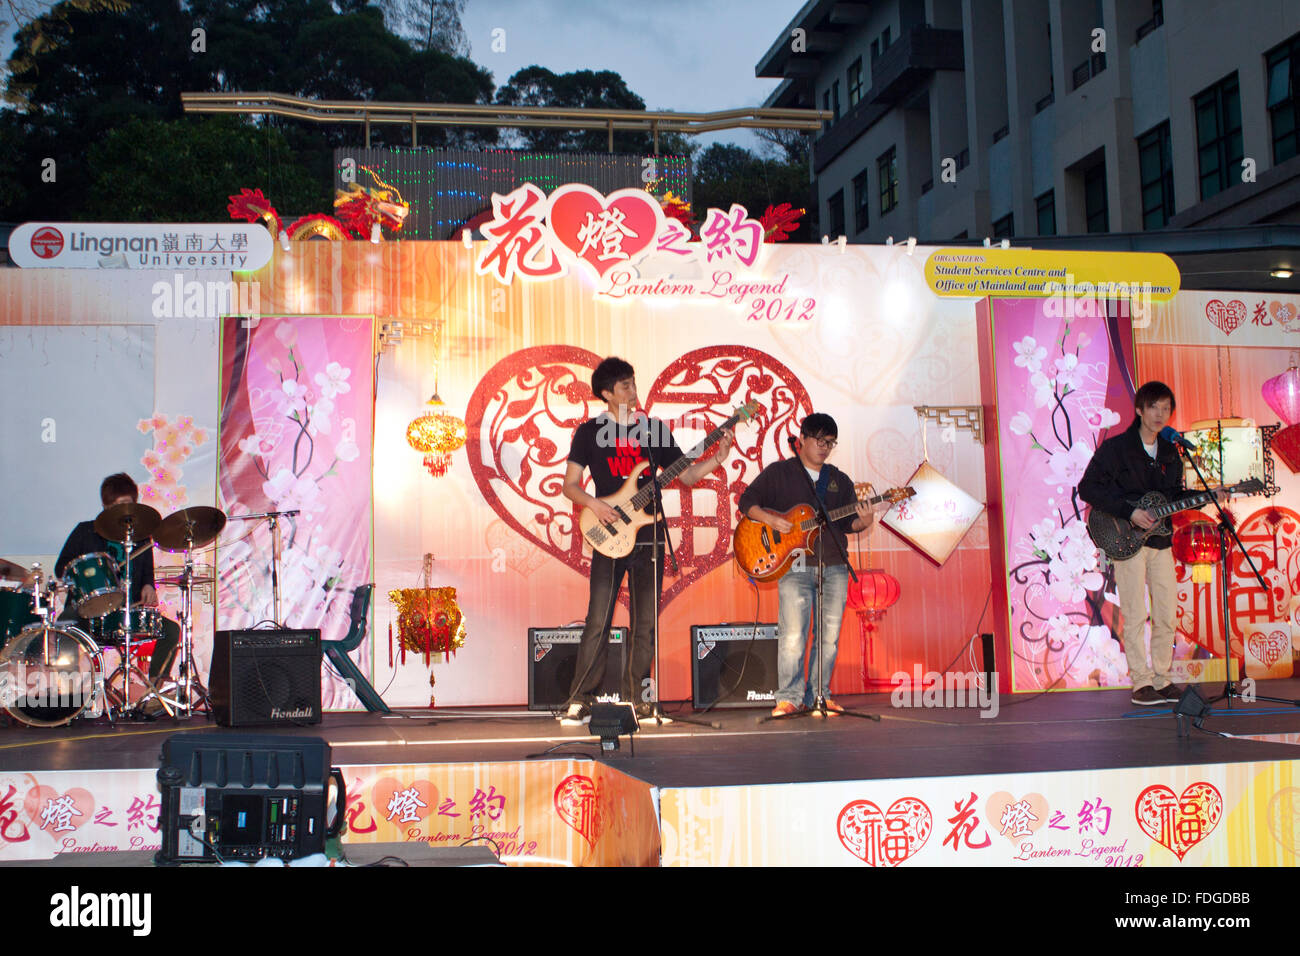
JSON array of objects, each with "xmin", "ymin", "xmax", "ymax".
[
  {"xmin": 1077, "ymin": 381, "xmax": 1225, "ymax": 706},
  {"xmin": 560, "ymin": 357, "xmax": 734, "ymax": 725},
  {"xmin": 737, "ymin": 413, "xmax": 875, "ymax": 717}
]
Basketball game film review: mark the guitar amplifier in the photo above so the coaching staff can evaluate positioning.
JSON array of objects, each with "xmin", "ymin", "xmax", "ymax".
[
  {"xmin": 528, "ymin": 626, "xmax": 627, "ymax": 710},
  {"xmin": 210, "ymin": 629, "xmax": 322, "ymax": 727},
  {"xmin": 691, "ymin": 622, "xmax": 779, "ymax": 709}
]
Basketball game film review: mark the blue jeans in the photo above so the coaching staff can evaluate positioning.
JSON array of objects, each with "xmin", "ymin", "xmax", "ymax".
[{"xmin": 776, "ymin": 564, "xmax": 849, "ymax": 707}]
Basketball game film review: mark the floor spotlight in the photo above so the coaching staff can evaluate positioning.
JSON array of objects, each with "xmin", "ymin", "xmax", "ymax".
[
  {"xmin": 1174, "ymin": 685, "xmax": 1212, "ymax": 737},
  {"xmin": 589, "ymin": 702, "xmax": 638, "ymax": 753}
]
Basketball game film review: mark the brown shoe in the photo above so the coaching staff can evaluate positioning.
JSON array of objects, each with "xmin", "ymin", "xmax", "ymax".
[
  {"xmin": 1130, "ymin": 686, "xmax": 1165, "ymax": 706},
  {"xmin": 770, "ymin": 701, "xmax": 801, "ymax": 717},
  {"xmin": 1157, "ymin": 684, "xmax": 1183, "ymax": 701},
  {"xmin": 823, "ymin": 697, "xmax": 845, "ymax": 715}
]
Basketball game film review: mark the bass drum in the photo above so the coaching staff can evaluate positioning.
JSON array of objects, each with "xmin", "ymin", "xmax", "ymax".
[{"xmin": 0, "ymin": 624, "xmax": 103, "ymax": 727}]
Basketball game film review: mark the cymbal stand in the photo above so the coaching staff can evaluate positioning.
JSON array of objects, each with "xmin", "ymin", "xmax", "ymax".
[
  {"xmin": 171, "ymin": 540, "xmax": 210, "ymax": 717},
  {"xmin": 228, "ymin": 509, "xmax": 299, "ymax": 627}
]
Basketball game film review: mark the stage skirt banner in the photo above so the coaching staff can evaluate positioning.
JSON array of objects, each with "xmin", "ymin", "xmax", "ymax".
[
  {"xmin": 217, "ymin": 315, "xmax": 375, "ymax": 708},
  {"xmin": 0, "ymin": 761, "xmax": 658, "ymax": 866},
  {"xmin": 659, "ymin": 757, "xmax": 1300, "ymax": 866}
]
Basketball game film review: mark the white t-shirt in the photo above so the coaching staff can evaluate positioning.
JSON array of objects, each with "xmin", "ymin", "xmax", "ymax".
[{"xmin": 1143, "ymin": 440, "xmax": 1157, "ymax": 459}]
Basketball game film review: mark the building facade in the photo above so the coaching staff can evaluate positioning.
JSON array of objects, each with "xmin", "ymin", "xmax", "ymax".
[{"xmin": 757, "ymin": 0, "xmax": 1300, "ymax": 244}]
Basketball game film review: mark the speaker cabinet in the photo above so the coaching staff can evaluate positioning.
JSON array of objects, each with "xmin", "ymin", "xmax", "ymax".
[
  {"xmin": 691, "ymin": 623, "xmax": 778, "ymax": 709},
  {"xmin": 210, "ymin": 629, "xmax": 322, "ymax": 727},
  {"xmin": 527, "ymin": 626, "xmax": 627, "ymax": 710}
]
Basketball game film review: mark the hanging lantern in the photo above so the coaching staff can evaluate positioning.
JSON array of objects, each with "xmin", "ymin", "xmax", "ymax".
[
  {"xmin": 1262, "ymin": 367, "xmax": 1300, "ymax": 425},
  {"xmin": 406, "ymin": 393, "xmax": 467, "ymax": 478},
  {"xmin": 1173, "ymin": 518, "xmax": 1220, "ymax": 584},
  {"xmin": 847, "ymin": 568, "xmax": 901, "ymax": 686}
]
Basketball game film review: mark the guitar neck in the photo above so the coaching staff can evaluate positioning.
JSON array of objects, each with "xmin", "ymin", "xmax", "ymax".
[
  {"xmin": 1150, "ymin": 488, "xmax": 1218, "ymax": 519},
  {"xmin": 628, "ymin": 412, "xmax": 740, "ymax": 509},
  {"xmin": 798, "ymin": 492, "xmax": 893, "ymax": 531}
]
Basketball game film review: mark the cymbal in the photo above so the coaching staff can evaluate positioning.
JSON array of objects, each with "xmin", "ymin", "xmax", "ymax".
[
  {"xmin": 154, "ymin": 506, "xmax": 227, "ymax": 552},
  {"xmin": 156, "ymin": 574, "xmax": 216, "ymax": 587},
  {"xmin": 0, "ymin": 557, "xmax": 30, "ymax": 581},
  {"xmin": 95, "ymin": 501, "xmax": 162, "ymax": 543}
]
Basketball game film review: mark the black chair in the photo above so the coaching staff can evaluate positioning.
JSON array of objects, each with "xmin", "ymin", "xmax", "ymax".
[{"xmin": 321, "ymin": 584, "xmax": 391, "ymax": 713}]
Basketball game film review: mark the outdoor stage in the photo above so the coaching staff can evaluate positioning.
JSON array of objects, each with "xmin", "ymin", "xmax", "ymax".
[{"xmin": 4, "ymin": 683, "xmax": 1300, "ymax": 866}]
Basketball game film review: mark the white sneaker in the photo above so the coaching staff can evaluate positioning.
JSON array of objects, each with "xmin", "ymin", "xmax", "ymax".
[{"xmin": 559, "ymin": 702, "xmax": 590, "ymax": 726}]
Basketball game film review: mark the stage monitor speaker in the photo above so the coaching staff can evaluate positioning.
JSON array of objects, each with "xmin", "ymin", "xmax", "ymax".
[
  {"xmin": 691, "ymin": 622, "xmax": 778, "ymax": 709},
  {"xmin": 210, "ymin": 629, "xmax": 322, "ymax": 727},
  {"xmin": 155, "ymin": 732, "xmax": 344, "ymax": 864},
  {"xmin": 528, "ymin": 626, "xmax": 627, "ymax": 710}
]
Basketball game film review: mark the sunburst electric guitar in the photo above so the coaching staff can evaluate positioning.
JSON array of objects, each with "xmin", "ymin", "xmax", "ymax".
[
  {"xmin": 578, "ymin": 400, "xmax": 762, "ymax": 559},
  {"xmin": 733, "ymin": 484, "xmax": 916, "ymax": 581}
]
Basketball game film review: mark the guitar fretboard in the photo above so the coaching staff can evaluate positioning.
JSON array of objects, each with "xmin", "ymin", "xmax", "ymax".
[
  {"xmin": 797, "ymin": 492, "xmax": 898, "ymax": 532},
  {"xmin": 625, "ymin": 413, "xmax": 741, "ymax": 512}
]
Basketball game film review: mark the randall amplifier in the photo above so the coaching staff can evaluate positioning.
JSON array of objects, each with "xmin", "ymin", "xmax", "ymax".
[
  {"xmin": 155, "ymin": 732, "xmax": 344, "ymax": 864},
  {"xmin": 528, "ymin": 625, "xmax": 627, "ymax": 710},
  {"xmin": 691, "ymin": 622, "xmax": 779, "ymax": 709},
  {"xmin": 210, "ymin": 628, "xmax": 322, "ymax": 727}
]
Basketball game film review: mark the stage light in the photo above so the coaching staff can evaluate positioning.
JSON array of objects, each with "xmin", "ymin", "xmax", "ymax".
[
  {"xmin": 1273, "ymin": 269, "xmax": 1294, "ymax": 279},
  {"xmin": 279, "ymin": 230, "xmax": 290, "ymax": 251},
  {"xmin": 906, "ymin": 237, "xmax": 917, "ymax": 256},
  {"xmin": 370, "ymin": 223, "xmax": 381, "ymax": 243},
  {"xmin": 1174, "ymin": 685, "xmax": 1213, "ymax": 737},
  {"xmin": 589, "ymin": 701, "xmax": 638, "ymax": 752},
  {"xmin": 462, "ymin": 228, "xmax": 473, "ymax": 249}
]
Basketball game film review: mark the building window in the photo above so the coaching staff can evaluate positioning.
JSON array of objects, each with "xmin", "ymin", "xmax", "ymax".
[
  {"xmin": 882, "ymin": 26, "xmax": 891, "ymax": 50},
  {"xmin": 1195, "ymin": 73, "xmax": 1243, "ymax": 200},
  {"xmin": 1267, "ymin": 33, "xmax": 1300, "ymax": 164},
  {"xmin": 848, "ymin": 57, "xmax": 863, "ymax": 109},
  {"xmin": 878, "ymin": 147, "xmax": 898, "ymax": 215},
  {"xmin": 852, "ymin": 169, "xmax": 870, "ymax": 233},
  {"xmin": 1084, "ymin": 162, "xmax": 1109, "ymax": 233},
  {"xmin": 827, "ymin": 188, "xmax": 845, "ymax": 238},
  {"xmin": 831, "ymin": 80, "xmax": 841, "ymax": 122},
  {"xmin": 1138, "ymin": 121, "xmax": 1175, "ymax": 229},
  {"xmin": 870, "ymin": 38, "xmax": 880, "ymax": 64},
  {"xmin": 1035, "ymin": 190, "xmax": 1056, "ymax": 236},
  {"xmin": 992, "ymin": 214, "xmax": 1014, "ymax": 238}
]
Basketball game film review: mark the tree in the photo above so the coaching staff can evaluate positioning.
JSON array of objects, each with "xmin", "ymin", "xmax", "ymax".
[
  {"xmin": 692, "ymin": 142, "xmax": 815, "ymax": 242},
  {"xmin": 493, "ymin": 65, "xmax": 692, "ymax": 156}
]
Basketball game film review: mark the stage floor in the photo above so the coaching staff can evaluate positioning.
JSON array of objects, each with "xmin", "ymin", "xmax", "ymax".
[{"xmin": 6, "ymin": 683, "xmax": 1300, "ymax": 786}]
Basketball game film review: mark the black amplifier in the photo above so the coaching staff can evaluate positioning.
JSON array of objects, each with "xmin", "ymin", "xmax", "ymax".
[
  {"xmin": 210, "ymin": 628, "xmax": 322, "ymax": 727},
  {"xmin": 527, "ymin": 625, "xmax": 627, "ymax": 710},
  {"xmin": 690, "ymin": 622, "xmax": 779, "ymax": 709},
  {"xmin": 155, "ymin": 733, "xmax": 344, "ymax": 864}
]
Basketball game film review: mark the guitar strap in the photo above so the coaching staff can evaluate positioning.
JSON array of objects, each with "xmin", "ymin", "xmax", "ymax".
[{"xmin": 814, "ymin": 468, "xmax": 831, "ymax": 504}]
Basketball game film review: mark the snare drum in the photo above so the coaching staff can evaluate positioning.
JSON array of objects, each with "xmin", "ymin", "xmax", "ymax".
[
  {"xmin": 63, "ymin": 553, "xmax": 123, "ymax": 618},
  {"xmin": 88, "ymin": 606, "xmax": 162, "ymax": 645},
  {"xmin": 0, "ymin": 587, "xmax": 39, "ymax": 648},
  {"xmin": 0, "ymin": 623, "xmax": 103, "ymax": 727}
]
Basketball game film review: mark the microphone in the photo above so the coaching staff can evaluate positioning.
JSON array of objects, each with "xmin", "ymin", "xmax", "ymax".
[
  {"xmin": 1159, "ymin": 426, "xmax": 1196, "ymax": 451},
  {"xmin": 787, "ymin": 435, "xmax": 799, "ymax": 451}
]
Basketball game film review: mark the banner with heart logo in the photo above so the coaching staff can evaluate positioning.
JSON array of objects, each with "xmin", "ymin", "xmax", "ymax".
[
  {"xmin": 836, "ymin": 797, "xmax": 932, "ymax": 866},
  {"xmin": 1134, "ymin": 782, "xmax": 1223, "ymax": 861}
]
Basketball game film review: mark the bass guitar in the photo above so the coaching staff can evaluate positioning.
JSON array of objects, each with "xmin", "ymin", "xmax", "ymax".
[
  {"xmin": 733, "ymin": 484, "xmax": 915, "ymax": 582},
  {"xmin": 578, "ymin": 400, "xmax": 761, "ymax": 558},
  {"xmin": 1085, "ymin": 477, "xmax": 1263, "ymax": 561}
]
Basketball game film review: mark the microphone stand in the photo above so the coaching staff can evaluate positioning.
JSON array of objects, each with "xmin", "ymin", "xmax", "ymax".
[
  {"xmin": 765, "ymin": 438, "xmax": 879, "ymax": 724},
  {"xmin": 640, "ymin": 427, "xmax": 712, "ymax": 730},
  {"xmin": 1176, "ymin": 432, "xmax": 1300, "ymax": 709},
  {"xmin": 227, "ymin": 509, "xmax": 300, "ymax": 627}
]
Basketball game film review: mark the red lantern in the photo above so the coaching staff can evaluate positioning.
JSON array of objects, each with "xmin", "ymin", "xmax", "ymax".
[
  {"xmin": 1172, "ymin": 518, "xmax": 1220, "ymax": 584},
  {"xmin": 848, "ymin": 569, "xmax": 901, "ymax": 686},
  {"xmin": 1272, "ymin": 423, "xmax": 1300, "ymax": 473}
]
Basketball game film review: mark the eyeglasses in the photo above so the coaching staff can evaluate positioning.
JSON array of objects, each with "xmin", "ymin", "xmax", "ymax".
[{"xmin": 809, "ymin": 436, "xmax": 837, "ymax": 451}]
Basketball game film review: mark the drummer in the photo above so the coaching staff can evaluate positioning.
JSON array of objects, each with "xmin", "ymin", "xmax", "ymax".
[{"xmin": 54, "ymin": 473, "xmax": 179, "ymax": 685}]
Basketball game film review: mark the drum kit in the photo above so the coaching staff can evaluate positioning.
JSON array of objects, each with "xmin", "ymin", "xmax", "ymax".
[{"xmin": 0, "ymin": 503, "xmax": 226, "ymax": 728}]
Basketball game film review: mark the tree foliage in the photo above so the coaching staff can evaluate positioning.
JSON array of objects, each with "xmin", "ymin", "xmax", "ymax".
[{"xmin": 692, "ymin": 142, "xmax": 814, "ymax": 242}]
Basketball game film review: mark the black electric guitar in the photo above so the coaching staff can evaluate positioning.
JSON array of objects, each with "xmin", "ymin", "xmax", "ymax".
[{"xmin": 1086, "ymin": 478, "xmax": 1264, "ymax": 561}]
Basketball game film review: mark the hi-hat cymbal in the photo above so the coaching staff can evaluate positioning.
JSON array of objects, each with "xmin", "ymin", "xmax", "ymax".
[
  {"xmin": 94, "ymin": 501, "xmax": 162, "ymax": 543},
  {"xmin": 154, "ymin": 506, "xmax": 227, "ymax": 552},
  {"xmin": 0, "ymin": 557, "xmax": 30, "ymax": 581}
]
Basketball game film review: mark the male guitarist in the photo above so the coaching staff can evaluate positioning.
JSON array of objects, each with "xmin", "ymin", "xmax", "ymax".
[
  {"xmin": 737, "ymin": 413, "xmax": 875, "ymax": 717},
  {"xmin": 1077, "ymin": 382, "xmax": 1225, "ymax": 706},
  {"xmin": 560, "ymin": 357, "xmax": 734, "ymax": 725}
]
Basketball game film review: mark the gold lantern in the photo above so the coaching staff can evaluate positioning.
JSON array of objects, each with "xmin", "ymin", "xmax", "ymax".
[{"xmin": 406, "ymin": 392, "xmax": 467, "ymax": 477}]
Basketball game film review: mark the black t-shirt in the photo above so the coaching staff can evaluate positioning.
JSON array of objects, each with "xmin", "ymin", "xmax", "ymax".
[{"xmin": 570, "ymin": 414, "xmax": 686, "ymax": 541}]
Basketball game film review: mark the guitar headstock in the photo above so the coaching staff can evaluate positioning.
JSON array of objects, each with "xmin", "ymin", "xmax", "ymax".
[
  {"xmin": 884, "ymin": 486, "xmax": 917, "ymax": 504},
  {"xmin": 854, "ymin": 484, "xmax": 917, "ymax": 504},
  {"xmin": 732, "ymin": 399, "xmax": 762, "ymax": 423},
  {"xmin": 1231, "ymin": 477, "xmax": 1265, "ymax": 496}
]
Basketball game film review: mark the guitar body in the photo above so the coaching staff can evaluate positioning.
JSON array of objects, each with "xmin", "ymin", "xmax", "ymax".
[
  {"xmin": 1086, "ymin": 491, "xmax": 1172, "ymax": 561},
  {"xmin": 578, "ymin": 462, "xmax": 662, "ymax": 558},
  {"xmin": 732, "ymin": 504, "xmax": 820, "ymax": 581}
]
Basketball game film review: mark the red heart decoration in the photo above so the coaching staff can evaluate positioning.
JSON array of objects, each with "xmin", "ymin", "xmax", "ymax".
[
  {"xmin": 554, "ymin": 773, "xmax": 603, "ymax": 849},
  {"xmin": 548, "ymin": 186, "xmax": 661, "ymax": 278},
  {"xmin": 837, "ymin": 797, "xmax": 932, "ymax": 866},
  {"xmin": 1205, "ymin": 299, "xmax": 1246, "ymax": 335},
  {"xmin": 465, "ymin": 345, "xmax": 812, "ymax": 609},
  {"xmin": 1135, "ymin": 782, "xmax": 1223, "ymax": 861},
  {"xmin": 24, "ymin": 785, "xmax": 94, "ymax": 832},
  {"xmin": 1248, "ymin": 629, "xmax": 1289, "ymax": 669},
  {"xmin": 985, "ymin": 791, "xmax": 1048, "ymax": 841},
  {"xmin": 370, "ymin": 776, "xmax": 438, "ymax": 830}
]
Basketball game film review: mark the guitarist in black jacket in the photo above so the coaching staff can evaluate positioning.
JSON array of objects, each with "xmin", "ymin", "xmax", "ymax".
[{"xmin": 1078, "ymin": 381, "xmax": 1224, "ymax": 706}]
